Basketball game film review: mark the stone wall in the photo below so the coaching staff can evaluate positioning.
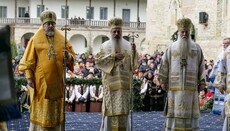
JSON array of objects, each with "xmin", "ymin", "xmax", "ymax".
[{"xmin": 145, "ymin": 0, "xmax": 229, "ymax": 61}]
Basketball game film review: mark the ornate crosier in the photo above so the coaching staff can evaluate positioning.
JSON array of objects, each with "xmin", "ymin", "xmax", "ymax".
[{"xmin": 47, "ymin": 37, "xmax": 57, "ymax": 59}]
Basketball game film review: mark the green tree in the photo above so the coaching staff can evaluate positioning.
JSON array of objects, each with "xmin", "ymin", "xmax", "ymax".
[
  {"xmin": 131, "ymin": 78, "xmax": 144, "ymax": 111},
  {"xmin": 11, "ymin": 41, "xmax": 18, "ymax": 58}
]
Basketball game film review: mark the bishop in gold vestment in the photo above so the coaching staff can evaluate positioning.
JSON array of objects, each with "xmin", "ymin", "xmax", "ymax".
[
  {"xmin": 95, "ymin": 17, "xmax": 137, "ymax": 131},
  {"xmin": 19, "ymin": 11, "xmax": 75, "ymax": 131}
]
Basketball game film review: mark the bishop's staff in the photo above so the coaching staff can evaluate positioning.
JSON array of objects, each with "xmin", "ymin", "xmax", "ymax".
[
  {"xmin": 61, "ymin": 0, "xmax": 71, "ymax": 130},
  {"xmin": 128, "ymin": 32, "xmax": 139, "ymax": 67},
  {"xmin": 128, "ymin": 32, "xmax": 139, "ymax": 131}
]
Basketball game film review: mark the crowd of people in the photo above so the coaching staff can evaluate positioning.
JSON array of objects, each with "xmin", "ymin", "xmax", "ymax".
[
  {"xmin": 14, "ymin": 49, "xmax": 169, "ymax": 112},
  {"xmin": 134, "ymin": 52, "xmax": 166, "ymax": 111},
  {"xmin": 70, "ymin": 16, "xmax": 85, "ymax": 25}
]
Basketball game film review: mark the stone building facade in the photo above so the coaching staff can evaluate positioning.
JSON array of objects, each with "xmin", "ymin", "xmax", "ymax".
[
  {"xmin": 0, "ymin": 0, "xmax": 147, "ymax": 55},
  {"xmin": 1, "ymin": 0, "xmax": 230, "ymax": 60},
  {"xmin": 145, "ymin": 0, "xmax": 230, "ymax": 61}
]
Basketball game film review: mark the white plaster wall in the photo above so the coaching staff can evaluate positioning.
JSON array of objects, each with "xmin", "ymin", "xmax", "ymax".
[
  {"xmin": 16, "ymin": 0, "xmax": 147, "ymax": 22},
  {"xmin": 14, "ymin": 26, "xmax": 38, "ymax": 44},
  {"xmin": 29, "ymin": 0, "xmax": 42, "ymax": 18},
  {"xmin": 68, "ymin": 0, "xmax": 89, "ymax": 19},
  {"xmin": 13, "ymin": 25, "xmax": 145, "ymax": 54},
  {"xmin": 1, "ymin": 0, "xmax": 146, "ymax": 55},
  {"xmin": 17, "ymin": 0, "xmax": 29, "ymax": 13},
  {"xmin": 1, "ymin": 0, "xmax": 15, "ymax": 18}
]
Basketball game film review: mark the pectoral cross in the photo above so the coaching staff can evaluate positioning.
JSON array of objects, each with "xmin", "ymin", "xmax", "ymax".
[
  {"xmin": 180, "ymin": 58, "xmax": 187, "ymax": 68},
  {"xmin": 47, "ymin": 37, "xmax": 57, "ymax": 59},
  {"xmin": 47, "ymin": 50, "xmax": 57, "ymax": 60},
  {"xmin": 47, "ymin": 45, "xmax": 57, "ymax": 60}
]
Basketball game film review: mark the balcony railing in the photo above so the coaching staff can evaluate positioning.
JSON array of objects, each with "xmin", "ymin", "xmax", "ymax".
[{"xmin": 0, "ymin": 18, "xmax": 146, "ymax": 29}]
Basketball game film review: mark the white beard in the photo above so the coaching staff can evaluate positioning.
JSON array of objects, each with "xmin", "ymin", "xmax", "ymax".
[
  {"xmin": 177, "ymin": 32, "xmax": 192, "ymax": 58},
  {"xmin": 177, "ymin": 32, "xmax": 193, "ymax": 43},
  {"xmin": 111, "ymin": 37, "xmax": 122, "ymax": 54}
]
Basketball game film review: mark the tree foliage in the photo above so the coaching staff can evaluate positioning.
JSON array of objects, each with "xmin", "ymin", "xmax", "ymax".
[{"xmin": 11, "ymin": 41, "xmax": 18, "ymax": 58}]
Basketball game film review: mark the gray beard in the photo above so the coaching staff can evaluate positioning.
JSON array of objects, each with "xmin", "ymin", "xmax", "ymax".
[
  {"xmin": 178, "ymin": 35, "xmax": 190, "ymax": 59},
  {"xmin": 45, "ymin": 30, "xmax": 55, "ymax": 37}
]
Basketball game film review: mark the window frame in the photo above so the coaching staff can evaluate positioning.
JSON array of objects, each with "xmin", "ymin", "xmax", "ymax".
[
  {"xmin": 61, "ymin": 5, "xmax": 69, "ymax": 19},
  {"xmin": 0, "ymin": 6, "xmax": 7, "ymax": 18},
  {"xmin": 86, "ymin": 6, "xmax": 94, "ymax": 19},
  {"xmin": 100, "ymin": 7, "xmax": 108, "ymax": 20},
  {"xmin": 18, "ymin": 7, "xmax": 26, "ymax": 17},
  {"xmin": 37, "ymin": 5, "xmax": 44, "ymax": 18}
]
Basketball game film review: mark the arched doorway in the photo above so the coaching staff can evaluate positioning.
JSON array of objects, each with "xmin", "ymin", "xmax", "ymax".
[
  {"xmin": 21, "ymin": 32, "xmax": 34, "ymax": 48},
  {"xmin": 92, "ymin": 35, "xmax": 109, "ymax": 55},
  {"xmin": 69, "ymin": 34, "xmax": 87, "ymax": 54}
]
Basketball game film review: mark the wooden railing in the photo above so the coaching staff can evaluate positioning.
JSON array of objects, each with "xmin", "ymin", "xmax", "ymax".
[{"xmin": 0, "ymin": 18, "xmax": 146, "ymax": 29}]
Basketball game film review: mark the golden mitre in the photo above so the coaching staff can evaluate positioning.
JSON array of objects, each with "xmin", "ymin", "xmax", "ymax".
[
  {"xmin": 176, "ymin": 18, "xmax": 192, "ymax": 31},
  {"xmin": 40, "ymin": 10, "xmax": 57, "ymax": 24},
  {"xmin": 108, "ymin": 17, "xmax": 123, "ymax": 29}
]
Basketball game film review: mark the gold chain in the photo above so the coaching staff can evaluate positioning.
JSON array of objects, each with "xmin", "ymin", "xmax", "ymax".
[{"xmin": 47, "ymin": 37, "xmax": 57, "ymax": 59}]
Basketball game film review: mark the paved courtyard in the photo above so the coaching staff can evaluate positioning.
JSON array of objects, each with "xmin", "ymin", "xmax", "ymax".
[{"xmin": 7, "ymin": 111, "xmax": 224, "ymax": 131}]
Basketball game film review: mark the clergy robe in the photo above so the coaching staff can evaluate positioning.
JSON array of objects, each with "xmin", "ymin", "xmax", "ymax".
[
  {"xmin": 214, "ymin": 46, "xmax": 230, "ymax": 131},
  {"xmin": 18, "ymin": 26, "xmax": 75, "ymax": 128},
  {"xmin": 158, "ymin": 40, "xmax": 206, "ymax": 131},
  {"xmin": 95, "ymin": 38, "xmax": 137, "ymax": 131}
]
